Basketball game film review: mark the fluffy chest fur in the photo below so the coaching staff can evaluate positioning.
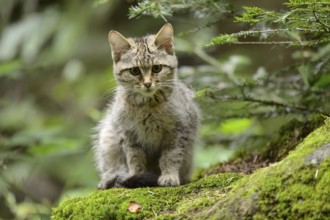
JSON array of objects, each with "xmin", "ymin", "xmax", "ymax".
[{"xmin": 120, "ymin": 100, "xmax": 177, "ymax": 148}]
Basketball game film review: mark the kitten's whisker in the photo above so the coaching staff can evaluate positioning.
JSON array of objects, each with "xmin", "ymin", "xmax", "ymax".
[
  {"xmin": 105, "ymin": 86, "xmax": 117, "ymax": 93},
  {"xmin": 158, "ymin": 84, "xmax": 174, "ymax": 88},
  {"xmin": 104, "ymin": 88, "xmax": 118, "ymax": 99},
  {"xmin": 106, "ymin": 78, "xmax": 117, "ymax": 83}
]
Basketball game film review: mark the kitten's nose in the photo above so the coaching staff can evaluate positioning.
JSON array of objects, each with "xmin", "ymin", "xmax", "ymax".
[{"xmin": 144, "ymin": 82, "xmax": 152, "ymax": 88}]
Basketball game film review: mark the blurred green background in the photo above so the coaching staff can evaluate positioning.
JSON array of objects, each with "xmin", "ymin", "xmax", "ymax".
[{"xmin": 0, "ymin": 0, "xmax": 329, "ymax": 219}]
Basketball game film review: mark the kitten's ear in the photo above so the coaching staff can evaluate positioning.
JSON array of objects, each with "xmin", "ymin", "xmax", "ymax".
[
  {"xmin": 108, "ymin": 31, "xmax": 131, "ymax": 62},
  {"xmin": 153, "ymin": 23, "xmax": 174, "ymax": 55}
]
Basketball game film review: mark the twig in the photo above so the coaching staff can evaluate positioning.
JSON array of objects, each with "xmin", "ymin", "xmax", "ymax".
[
  {"xmin": 204, "ymin": 91, "xmax": 327, "ymax": 115},
  {"xmin": 238, "ymin": 78, "xmax": 330, "ymax": 96},
  {"xmin": 192, "ymin": 47, "xmax": 239, "ymax": 84},
  {"xmin": 223, "ymin": 40, "xmax": 330, "ymax": 46},
  {"xmin": 231, "ymin": 28, "xmax": 327, "ymax": 37},
  {"xmin": 178, "ymin": 20, "xmax": 220, "ymax": 37},
  {"xmin": 129, "ymin": 5, "xmax": 154, "ymax": 19},
  {"xmin": 312, "ymin": 3, "xmax": 330, "ymax": 31},
  {"xmin": 233, "ymin": 41, "xmax": 302, "ymax": 45},
  {"xmin": 156, "ymin": 2, "xmax": 168, "ymax": 22},
  {"xmin": 286, "ymin": 2, "xmax": 330, "ymax": 7}
]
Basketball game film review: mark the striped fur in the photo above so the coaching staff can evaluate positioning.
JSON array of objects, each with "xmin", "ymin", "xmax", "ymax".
[{"xmin": 94, "ymin": 24, "xmax": 200, "ymax": 189}]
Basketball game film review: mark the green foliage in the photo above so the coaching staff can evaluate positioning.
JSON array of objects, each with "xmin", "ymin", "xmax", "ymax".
[
  {"xmin": 206, "ymin": 34, "xmax": 237, "ymax": 46},
  {"xmin": 235, "ymin": 6, "xmax": 279, "ymax": 24},
  {"xmin": 0, "ymin": 1, "xmax": 105, "ymax": 219},
  {"xmin": 129, "ymin": 0, "xmax": 330, "ymax": 121},
  {"xmin": 219, "ymin": 118, "xmax": 252, "ymax": 134},
  {"xmin": 128, "ymin": 0, "xmax": 230, "ymax": 21},
  {"xmin": 210, "ymin": 1, "xmax": 330, "ymax": 46}
]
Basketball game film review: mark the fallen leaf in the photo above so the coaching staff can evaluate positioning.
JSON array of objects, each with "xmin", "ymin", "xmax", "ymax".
[{"xmin": 128, "ymin": 201, "xmax": 142, "ymax": 213}]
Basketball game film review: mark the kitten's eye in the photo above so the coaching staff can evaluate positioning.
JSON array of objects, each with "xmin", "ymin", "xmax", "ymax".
[
  {"xmin": 130, "ymin": 67, "xmax": 141, "ymax": 76},
  {"xmin": 152, "ymin": 65, "xmax": 162, "ymax": 73}
]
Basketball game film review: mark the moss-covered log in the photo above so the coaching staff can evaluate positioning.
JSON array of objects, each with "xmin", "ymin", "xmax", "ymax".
[{"xmin": 52, "ymin": 119, "xmax": 330, "ymax": 219}]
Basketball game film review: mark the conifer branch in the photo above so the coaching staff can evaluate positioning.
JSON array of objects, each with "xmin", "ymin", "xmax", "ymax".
[
  {"xmin": 203, "ymin": 91, "xmax": 328, "ymax": 115},
  {"xmin": 232, "ymin": 41, "xmax": 294, "ymax": 45},
  {"xmin": 178, "ymin": 20, "xmax": 220, "ymax": 37},
  {"xmin": 312, "ymin": 6, "xmax": 330, "ymax": 31}
]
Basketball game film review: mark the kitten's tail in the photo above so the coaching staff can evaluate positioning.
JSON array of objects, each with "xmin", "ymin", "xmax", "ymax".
[{"xmin": 118, "ymin": 172, "xmax": 159, "ymax": 188}]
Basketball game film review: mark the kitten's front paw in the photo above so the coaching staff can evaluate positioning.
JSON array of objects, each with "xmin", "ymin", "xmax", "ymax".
[
  {"xmin": 98, "ymin": 177, "xmax": 117, "ymax": 190},
  {"xmin": 158, "ymin": 174, "xmax": 180, "ymax": 186}
]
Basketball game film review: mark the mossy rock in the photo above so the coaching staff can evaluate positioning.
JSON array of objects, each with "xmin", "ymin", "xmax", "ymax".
[
  {"xmin": 52, "ymin": 173, "xmax": 241, "ymax": 219},
  {"xmin": 204, "ymin": 119, "xmax": 330, "ymax": 220},
  {"xmin": 52, "ymin": 119, "xmax": 330, "ymax": 219}
]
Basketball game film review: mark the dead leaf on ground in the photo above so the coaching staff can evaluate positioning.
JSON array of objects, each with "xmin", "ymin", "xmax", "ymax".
[{"xmin": 128, "ymin": 201, "xmax": 142, "ymax": 213}]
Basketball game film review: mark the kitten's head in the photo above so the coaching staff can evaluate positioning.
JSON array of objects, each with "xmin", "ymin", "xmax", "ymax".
[{"xmin": 108, "ymin": 24, "xmax": 177, "ymax": 97}]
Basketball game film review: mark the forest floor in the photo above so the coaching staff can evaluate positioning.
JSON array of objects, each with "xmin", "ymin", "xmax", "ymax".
[{"xmin": 52, "ymin": 116, "xmax": 330, "ymax": 219}]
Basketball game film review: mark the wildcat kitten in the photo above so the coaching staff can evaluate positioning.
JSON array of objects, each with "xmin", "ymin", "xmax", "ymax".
[{"xmin": 94, "ymin": 23, "xmax": 200, "ymax": 189}]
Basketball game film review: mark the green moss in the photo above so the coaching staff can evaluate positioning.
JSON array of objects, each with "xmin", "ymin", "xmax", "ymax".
[
  {"xmin": 52, "ymin": 119, "xmax": 330, "ymax": 219},
  {"xmin": 253, "ymin": 159, "xmax": 330, "ymax": 219},
  {"xmin": 202, "ymin": 118, "xmax": 330, "ymax": 219},
  {"xmin": 52, "ymin": 173, "xmax": 241, "ymax": 220}
]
